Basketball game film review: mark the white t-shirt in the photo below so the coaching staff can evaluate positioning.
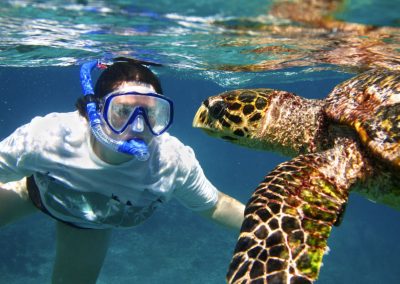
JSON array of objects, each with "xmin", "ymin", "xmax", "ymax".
[{"xmin": 0, "ymin": 111, "xmax": 218, "ymax": 229}]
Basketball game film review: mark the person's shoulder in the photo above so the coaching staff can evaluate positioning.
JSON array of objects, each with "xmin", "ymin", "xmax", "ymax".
[
  {"xmin": 157, "ymin": 133, "xmax": 192, "ymax": 153},
  {"xmin": 28, "ymin": 111, "xmax": 85, "ymax": 133},
  {"xmin": 156, "ymin": 133, "xmax": 198, "ymax": 166},
  {"xmin": 30, "ymin": 111, "xmax": 83, "ymax": 126},
  {"xmin": 157, "ymin": 132, "xmax": 184, "ymax": 147},
  {"xmin": 3, "ymin": 111, "xmax": 87, "ymax": 158},
  {"xmin": 26, "ymin": 111, "xmax": 87, "ymax": 150}
]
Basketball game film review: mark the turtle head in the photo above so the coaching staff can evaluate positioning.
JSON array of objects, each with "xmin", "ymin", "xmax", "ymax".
[
  {"xmin": 193, "ymin": 88, "xmax": 325, "ymax": 155},
  {"xmin": 193, "ymin": 89, "xmax": 279, "ymax": 150}
]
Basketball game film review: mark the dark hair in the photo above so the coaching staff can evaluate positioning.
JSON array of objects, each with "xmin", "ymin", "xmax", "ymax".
[{"xmin": 75, "ymin": 57, "xmax": 163, "ymax": 118}]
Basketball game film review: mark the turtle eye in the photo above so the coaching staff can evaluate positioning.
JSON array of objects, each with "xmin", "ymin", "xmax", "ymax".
[{"xmin": 208, "ymin": 100, "xmax": 227, "ymax": 120}]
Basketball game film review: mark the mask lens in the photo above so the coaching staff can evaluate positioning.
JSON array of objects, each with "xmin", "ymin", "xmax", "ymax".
[
  {"xmin": 146, "ymin": 98, "xmax": 171, "ymax": 134},
  {"xmin": 107, "ymin": 102, "xmax": 136, "ymax": 131},
  {"xmin": 104, "ymin": 93, "xmax": 172, "ymax": 134}
]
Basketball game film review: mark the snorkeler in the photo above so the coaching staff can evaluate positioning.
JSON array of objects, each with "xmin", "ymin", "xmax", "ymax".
[{"xmin": 0, "ymin": 57, "xmax": 244, "ymax": 283}]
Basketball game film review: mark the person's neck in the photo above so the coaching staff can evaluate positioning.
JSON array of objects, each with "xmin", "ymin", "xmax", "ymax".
[{"xmin": 90, "ymin": 134, "xmax": 134, "ymax": 165}]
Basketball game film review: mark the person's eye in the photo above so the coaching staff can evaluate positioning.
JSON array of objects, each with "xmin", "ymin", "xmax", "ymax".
[
  {"xmin": 146, "ymin": 108, "xmax": 156, "ymax": 117},
  {"xmin": 115, "ymin": 106, "xmax": 131, "ymax": 116}
]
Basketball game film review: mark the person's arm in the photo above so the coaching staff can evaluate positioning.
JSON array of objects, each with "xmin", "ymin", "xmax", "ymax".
[
  {"xmin": 0, "ymin": 124, "xmax": 38, "ymax": 227},
  {"xmin": 170, "ymin": 140, "xmax": 244, "ymax": 230},
  {"xmin": 198, "ymin": 191, "xmax": 244, "ymax": 231}
]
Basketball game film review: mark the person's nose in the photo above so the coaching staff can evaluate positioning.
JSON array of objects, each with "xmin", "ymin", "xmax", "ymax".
[{"xmin": 131, "ymin": 115, "xmax": 145, "ymax": 133}]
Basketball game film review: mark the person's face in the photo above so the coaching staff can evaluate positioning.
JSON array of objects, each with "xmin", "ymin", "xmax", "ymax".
[{"xmin": 101, "ymin": 82, "xmax": 157, "ymax": 144}]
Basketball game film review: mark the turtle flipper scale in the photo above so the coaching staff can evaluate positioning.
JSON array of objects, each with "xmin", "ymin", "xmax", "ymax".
[{"xmin": 227, "ymin": 142, "xmax": 367, "ymax": 284}]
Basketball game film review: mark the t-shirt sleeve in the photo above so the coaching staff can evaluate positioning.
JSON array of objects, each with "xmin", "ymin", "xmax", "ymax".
[
  {"xmin": 0, "ymin": 123, "xmax": 35, "ymax": 183},
  {"xmin": 173, "ymin": 145, "xmax": 219, "ymax": 211}
]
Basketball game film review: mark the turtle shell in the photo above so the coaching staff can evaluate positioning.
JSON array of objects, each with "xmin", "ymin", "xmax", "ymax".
[{"xmin": 325, "ymin": 69, "xmax": 400, "ymax": 169}]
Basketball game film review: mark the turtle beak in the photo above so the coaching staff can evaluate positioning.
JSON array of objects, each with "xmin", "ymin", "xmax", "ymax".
[{"xmin": 193, "ymin": 102, "xmax": 210, "ymax": 129}]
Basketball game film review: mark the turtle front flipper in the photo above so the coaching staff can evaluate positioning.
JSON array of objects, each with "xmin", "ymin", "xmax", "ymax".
[{"xmin": 227, "ymin": 140, "xmax": 369, "ymax": 284}]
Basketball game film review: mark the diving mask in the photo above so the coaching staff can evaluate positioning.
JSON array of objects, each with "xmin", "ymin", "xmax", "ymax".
[{"xmin": 102, "ymin": 91, "xmax": 173, "ymax": 136}]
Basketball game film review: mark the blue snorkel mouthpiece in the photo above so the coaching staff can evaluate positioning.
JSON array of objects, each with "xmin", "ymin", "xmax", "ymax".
[{"xmin": 79, "ymin": 59, "xmax": 150, "ymax": 161}]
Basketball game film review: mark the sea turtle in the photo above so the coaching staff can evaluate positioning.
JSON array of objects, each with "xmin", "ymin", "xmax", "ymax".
[{"xmin": 192, "ymin": 69, "xmax": 400, "ymax": 284}]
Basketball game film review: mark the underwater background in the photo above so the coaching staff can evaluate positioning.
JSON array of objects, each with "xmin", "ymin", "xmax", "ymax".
[{"xmin": 0, "ymin": 0, "xmax": 399, "ymax": 283}]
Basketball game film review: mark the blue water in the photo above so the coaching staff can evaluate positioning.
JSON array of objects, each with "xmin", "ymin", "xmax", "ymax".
[{"xmin": 0, "ymin": 0, "xmax": 400, "ymax": 283}]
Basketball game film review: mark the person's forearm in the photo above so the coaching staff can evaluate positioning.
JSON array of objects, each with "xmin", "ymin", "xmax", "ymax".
[{"xmin": 200, "ymin": 192, "xmax": 245, "ymax": 230}]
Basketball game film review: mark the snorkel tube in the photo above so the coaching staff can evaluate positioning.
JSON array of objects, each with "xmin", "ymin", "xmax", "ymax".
[{"xmin": 80, "ymin": 59, "xmax": 150, "ymax": 161}]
